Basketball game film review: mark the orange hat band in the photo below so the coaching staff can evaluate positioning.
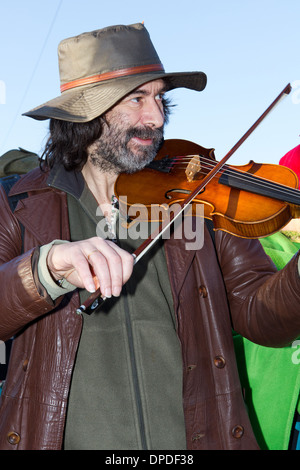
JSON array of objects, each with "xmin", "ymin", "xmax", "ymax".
[{"xmin": 60, "ymin": 63, "xmax": 165, "ymax": 92}]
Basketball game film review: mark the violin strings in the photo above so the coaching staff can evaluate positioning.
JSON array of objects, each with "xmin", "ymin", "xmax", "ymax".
[
  {"xmin": 162, "ymin": 157, "xmax": 300, "ymax": 201},
  {"xmin": 166, "ymin": 155, "xmax": 300, "ymax": 199}
]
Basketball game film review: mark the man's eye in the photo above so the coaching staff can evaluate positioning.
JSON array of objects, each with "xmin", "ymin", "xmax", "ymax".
[{"xmin": 131, "ymin": 97, "xmax": 141, "ymax": 103}]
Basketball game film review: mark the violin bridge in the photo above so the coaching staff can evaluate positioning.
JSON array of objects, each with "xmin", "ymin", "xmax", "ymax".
[{"xmin": 185, "ymin": 155, "xmax": 201, "ymax": 182}]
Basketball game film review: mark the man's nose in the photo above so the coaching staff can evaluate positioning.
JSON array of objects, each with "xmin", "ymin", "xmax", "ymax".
[{"xmin": 140, "ymin": 99, "xmax": 165, "ymax": 128}]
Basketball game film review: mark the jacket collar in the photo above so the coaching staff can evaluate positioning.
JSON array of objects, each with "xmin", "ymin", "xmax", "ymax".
[
  {"xmin": 9, "ymin": 164, "xmax": 85, "ymax": 199},
  {"xmin": 47, "ymin": 163, "xmax": 85, "ymax": 199},
  {"xmin": 164, "ymin": 223, "xmax": 197, "ymax": 307},
  {"xmin": 9, "ymin": 167, "xmax": 49, "ymax": 195},
  {"xmin": 10, "ymin": 165, "xmax": 73, "ymax": 246}
]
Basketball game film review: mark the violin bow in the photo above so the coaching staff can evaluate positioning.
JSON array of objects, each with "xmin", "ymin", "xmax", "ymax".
[{"xmin": 77, "ymin": 83, "xmax": 292, "ymax": 314}]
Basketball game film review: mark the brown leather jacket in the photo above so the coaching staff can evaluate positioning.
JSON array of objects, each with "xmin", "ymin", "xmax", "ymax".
[{"xmin": 0, "ymin": 168, "xmax": 300, "ymax": 450}]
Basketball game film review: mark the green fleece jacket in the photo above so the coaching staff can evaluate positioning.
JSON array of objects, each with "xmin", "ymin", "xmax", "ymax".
[{"xmin": 234, "ymin": 231, "xmax": 300, "ymax": 450}]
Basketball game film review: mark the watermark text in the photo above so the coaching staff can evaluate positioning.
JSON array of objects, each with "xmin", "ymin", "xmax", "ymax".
[
  {"xmin": 0, "ymin": 340, "xmax": 6, "ymax": 365},
  {"xmin": 96, "ymin": 199, "xmax": 205, "ymax": 251},
  {"xmin": 292, "ymin": 340, "xmax": 300, "ymax": 365}
]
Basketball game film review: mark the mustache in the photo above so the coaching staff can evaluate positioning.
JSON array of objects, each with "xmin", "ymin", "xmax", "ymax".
[{"xmin": 125, "ymin": 126, "xmax": 164, "ymax": 144}]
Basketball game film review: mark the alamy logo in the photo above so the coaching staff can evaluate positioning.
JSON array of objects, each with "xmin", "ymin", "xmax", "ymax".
[
  {"xmin": 291, "ymin": 340, "xmax": 300, "ymax": 365},
  {"xmin": 0, "ymin": 340, "xmax": 6, "ymax": 365},
  {"xmin": 95, "ymin": 199, "xmax": 205, "ymax": 251},
  {"xmin": 0, "ymin": 80, "xmax": 5, "ymax": 104}
]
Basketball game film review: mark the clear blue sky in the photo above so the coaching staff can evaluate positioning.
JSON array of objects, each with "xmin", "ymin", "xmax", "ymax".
[{"xmin": 1, "ymin": 0, "xmax": 300, "ymax": 166}]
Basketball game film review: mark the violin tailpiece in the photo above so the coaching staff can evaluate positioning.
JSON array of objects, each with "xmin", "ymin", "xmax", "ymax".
[{"xmin": 185, "ymin": 155, "xmax": 201, "ymax": 182}]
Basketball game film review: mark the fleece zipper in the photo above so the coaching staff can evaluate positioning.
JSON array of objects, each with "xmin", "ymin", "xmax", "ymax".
[{"xmin": 122, "ymin": 286, "xmax": 148, "ymax": 450}]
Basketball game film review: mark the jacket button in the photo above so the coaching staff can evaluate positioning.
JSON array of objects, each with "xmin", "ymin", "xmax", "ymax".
[
  {"xmin": 214, "ymin": 355, "xmax": 226, "ymax": 368},
  {"xmin": 198, "ymin": 285, "xmax": 208, "ymax": 298},
  {"xmin": 231, "ymin": 425, "xmax": 244, "ymax": 439},
  {"xmin": 22, "ymin": 359, "xmax": 29, "ymax": 371},
  {"xmin": 7, "ymin": 431, "xmax": 21, "ymax": 445}
]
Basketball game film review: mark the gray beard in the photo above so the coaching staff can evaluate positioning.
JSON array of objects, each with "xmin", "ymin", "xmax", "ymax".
[{"xmin": 89, "ymin": 122, "xmax": 164, "ymax": 174}]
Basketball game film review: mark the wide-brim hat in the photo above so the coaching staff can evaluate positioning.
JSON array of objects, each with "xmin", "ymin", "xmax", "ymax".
[{"xmin": 23, "ymin": 23, "xmax": 207, "ymax": 123}]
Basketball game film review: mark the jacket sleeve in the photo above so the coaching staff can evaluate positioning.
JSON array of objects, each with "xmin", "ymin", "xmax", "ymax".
[
  {"xmin": 216, "ymin": 230, "xmax": 300, "ymax": 347},
  {"xmin": 0, "ymin": 186, "xmax": 59, "ymax": 341}
]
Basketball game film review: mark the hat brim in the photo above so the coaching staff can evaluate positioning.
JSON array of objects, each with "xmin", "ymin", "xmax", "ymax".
[{"xmin": 23, "ymin": 71, "xmax": 207, "ymax": 122}]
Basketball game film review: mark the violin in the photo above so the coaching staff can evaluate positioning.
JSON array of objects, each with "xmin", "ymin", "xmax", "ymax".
[
  {"xmin": 76, "ymin": 83, "xmax": 295, "ymax": 314},
  {"xmin": 115, "ymin": 138, "xmax": 300, "ymax": 239}
]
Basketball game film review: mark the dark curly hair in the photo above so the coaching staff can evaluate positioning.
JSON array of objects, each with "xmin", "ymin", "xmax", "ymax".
[{"xmin": 41, "ymin": 94, "xmax": 173, "ymax": 172}]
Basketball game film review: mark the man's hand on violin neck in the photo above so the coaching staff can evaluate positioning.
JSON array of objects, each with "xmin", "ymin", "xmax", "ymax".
[{"xmin": 46, "ymin": 237, "xmax": 134, "ymax": 297}]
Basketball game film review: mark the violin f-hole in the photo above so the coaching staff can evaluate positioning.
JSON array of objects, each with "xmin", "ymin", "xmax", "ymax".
[{"xmin": 165, "ymin": 187, "xmax": 206, "ymax": 200}]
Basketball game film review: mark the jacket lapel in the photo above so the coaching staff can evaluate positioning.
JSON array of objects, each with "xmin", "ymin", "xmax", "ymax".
[
  {"xmin": 10, "ymin": 167, "xmax": 70, "ymax": 246},
  {"xmin": 164, "ymin": 225, "xmax": 197, "ymax": 308},
  {"xmin": 14, "ymin": 189, "xmax": 70, "ymax": 246}
]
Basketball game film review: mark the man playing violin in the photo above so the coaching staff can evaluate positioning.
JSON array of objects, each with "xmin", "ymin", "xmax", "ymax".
[{"xmin": 0, "ymin": 23, "xmax": 299, "ymax": 450}]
